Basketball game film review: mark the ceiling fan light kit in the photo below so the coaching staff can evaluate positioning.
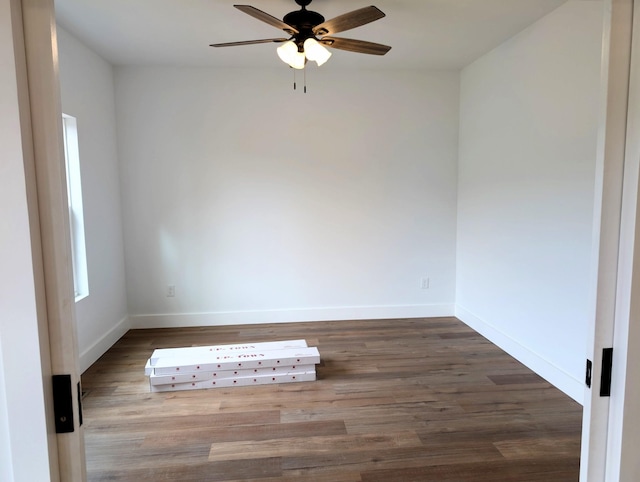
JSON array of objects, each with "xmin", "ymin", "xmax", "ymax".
[{"xmin": 210, "ymin": 0, "xmax": 391, "ymax": 73}]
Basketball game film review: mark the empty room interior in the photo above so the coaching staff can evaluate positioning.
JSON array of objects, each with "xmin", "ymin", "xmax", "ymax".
[{"xmin": 12, "ymin": 0, "xmax": 618, "ymax": 479}]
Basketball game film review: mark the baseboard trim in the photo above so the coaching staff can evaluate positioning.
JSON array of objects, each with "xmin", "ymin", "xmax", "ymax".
[
  {"xmin": 80, "ymin": 306, "xmax": 583, "ymax": 403},
  {"xmin": 79, "ymin": 315, "xmax": 131, "ymax": 373},
  {"xmin": 79, "ymin": 306, "xmax": 583, "ymax": 403},
  {"xmin": 130, "ymin": 304, "xmax": 455, "ymax": 330},
  {"xmin": 455, "ymin": 305, "xmax": 584, "ymax": 404}
]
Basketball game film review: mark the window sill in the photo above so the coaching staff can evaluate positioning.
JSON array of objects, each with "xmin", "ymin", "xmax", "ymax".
[{"xmin": 75, "ymin": 293, "xmax": 89, "ymax": 303}]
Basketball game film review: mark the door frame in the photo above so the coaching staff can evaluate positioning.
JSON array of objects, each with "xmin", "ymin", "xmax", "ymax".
[
  {"xmin": 580, "ymin": 0, "xmax": 638, "ymax": 480},
  {"xmin": 17, "ymin": 0, "xmax": 86, "ymax": 480},
  {"xmin": 604, "ymin": 0, "xmax": 640, "ymax": 479},
  {"xmin": 14, "ymin": 0, "xmax": 638, "ymax": 480}
]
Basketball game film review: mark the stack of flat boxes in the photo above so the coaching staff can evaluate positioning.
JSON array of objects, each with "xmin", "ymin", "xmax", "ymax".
[{"xmin": 144, "ymin": 339, "xmax": 320, "ymax": 392}]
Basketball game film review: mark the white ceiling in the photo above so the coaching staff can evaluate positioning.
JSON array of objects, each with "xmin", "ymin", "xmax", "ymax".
[{"xmin": 54, "ymin": 0, "xmax": 570, "ymax": 70}]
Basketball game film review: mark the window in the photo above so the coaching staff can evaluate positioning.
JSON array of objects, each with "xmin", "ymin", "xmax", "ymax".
[{"xmin": 61, "ymin": 114, "xmax": 89, "ymax": 301}]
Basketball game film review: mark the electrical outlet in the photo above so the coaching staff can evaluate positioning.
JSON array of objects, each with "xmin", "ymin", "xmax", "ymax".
[
  {"xmin": 166, "ymin": 285, "xmax": 175, "ymax": 297},
  {"xmin": 421, "ymin": 277, "xmax": 430, "ymax": 290}
]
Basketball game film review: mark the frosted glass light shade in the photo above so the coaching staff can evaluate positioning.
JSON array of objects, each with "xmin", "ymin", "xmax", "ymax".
[
  {"xmin": 277, "ymin": 41, "xmax": 306, "ymax": 69},
  {"xmin": 277, "ymin": 41, "xmax": 297, "ymax": 63},
  {"xmin": 303, "ymin": 38, "xmax": 332, "ymax": 66},
  {"xmin": 289, "ymin": 51, "xmax": 306, "ymax": 69}
]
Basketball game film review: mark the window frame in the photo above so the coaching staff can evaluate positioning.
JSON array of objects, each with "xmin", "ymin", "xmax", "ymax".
[{"xmin": 61, "ymin": 113, "xmax": 89, "ymax": 301}]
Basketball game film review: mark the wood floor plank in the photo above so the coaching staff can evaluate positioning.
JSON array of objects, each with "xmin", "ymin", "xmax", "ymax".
[
  {"xmin": 141, "ymin": 420, "xmax": 347, "ymax": 447},
  {"xmin": 85, "ymin": 410, "xmax": 281, "ymax": 433},
  {"xmin": 226, "ymin": 471, "xmax": 363, "ymax": 482},
  {"xmin": 81, "ymin": 317, "xmax": 582, "ymax": 481},
  {"xmin": 359, "ymin": 457, "xmax": 580, "ymax": 482},
  {"xmin": 88, "ymin": 458, "xmax": 283, "ymax": 482},
  {"xmin": 281, "ymin": 443, "xmax": 505, "ymax": 473},
  {"xmin": 494, "ymin": 436, "xmax": 582, "ymax": 459},
  {"xmin": 208, "ymin": 431, "xmax": 423, "ymax": 462},
  {"xmin": 488, "ymin": 373, "xmax": 548, "ymax": 385}
]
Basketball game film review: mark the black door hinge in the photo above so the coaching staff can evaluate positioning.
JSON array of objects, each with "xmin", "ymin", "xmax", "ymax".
[
  {"xmin": 52, "ymin": 375, "xmax": 74, "ymax": 433},
  {"xmin": 600, "ymin": 348, "xmax": 614, "ymax": 397},
  {"xmin": 585, "ymin": 359, "xmax": 592, "ymax": 388}
]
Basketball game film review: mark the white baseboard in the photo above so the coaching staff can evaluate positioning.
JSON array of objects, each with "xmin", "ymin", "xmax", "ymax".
[
  {"xmin": 455, "ymin": 305, "xmax": 584, "ymax": 404},
  {"xmin": 130, "ymin": 303, "xmax": 455, "ymax": 329},
  {"xmin": 81, "ymin": 306, "xmax": 583, "ymax": 404},
  {"xmin": 79, "ymin": 315, "xmax": 131, "ymax": 373}
]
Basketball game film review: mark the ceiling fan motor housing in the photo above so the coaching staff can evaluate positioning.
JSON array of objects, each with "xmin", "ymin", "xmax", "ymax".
[{"xmin": 283, "ymin": 8, "xmax": 325, "ymax": 50}]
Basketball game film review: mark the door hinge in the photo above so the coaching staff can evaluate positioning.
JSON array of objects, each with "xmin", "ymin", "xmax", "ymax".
[
  {"xmin": 52, "ymin": 375, "xmax": 74, "ymax": 433},
  {"xmin": 585, "ymin": 359, "xmax": 592, "ymax": 388},
  {"xmin": 600, "ymin": 347, "xmax": 614, "ymax": 397}
]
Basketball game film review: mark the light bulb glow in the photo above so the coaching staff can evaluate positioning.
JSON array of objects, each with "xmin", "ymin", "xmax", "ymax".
[
  {"xmin": 277, "ymin": 40, "xmax": 306, "ymax": 69},
  {"xmin": 303, "ymin": 38, "xmax": 332, "ymax": 66},
  {"xmin": 277, "ymin": 41, "xmax": 297, "ymax": 64}
]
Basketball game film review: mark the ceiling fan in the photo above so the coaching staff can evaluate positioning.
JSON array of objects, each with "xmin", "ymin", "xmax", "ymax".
[{"xmin": 210, "ymin": 0, "xmax": 391, "ymax": 69}]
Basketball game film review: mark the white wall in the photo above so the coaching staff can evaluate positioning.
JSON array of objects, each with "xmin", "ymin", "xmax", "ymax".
[
  {"xmin": 115, "ymin": 67, "xmax": 460, "ymax": 327},
  {"xmin": 0, "ymin": 0, "xmax": 53, "ymax": 479},
  {"xmin": 456, "ymin": 0, "xmax": 604, "ymax": 402},
  {"xmin": 57, "ymin": 27, "xmax": 129, "ymax": 372},
  {"xmin": 0, "ymin": 342, "xmax": 12, "ymax": 482}
]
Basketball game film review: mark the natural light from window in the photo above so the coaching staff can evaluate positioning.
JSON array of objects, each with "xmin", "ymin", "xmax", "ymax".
[{"xmin": 62, "ymin": 114, "xmax": 89, "ymax": 301}]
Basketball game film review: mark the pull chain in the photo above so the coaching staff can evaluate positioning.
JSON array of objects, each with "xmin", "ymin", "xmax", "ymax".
[{"xmin": 290, "ymin": 67, "xmax": 308, "ymax": 93}]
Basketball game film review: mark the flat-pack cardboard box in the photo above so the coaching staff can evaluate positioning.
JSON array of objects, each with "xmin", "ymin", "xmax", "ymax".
[
  {"xmin": 145, "ymin": 340, "xmax": 320, "ymax": 392},
  {"xmin": 150, "ymin": 369, "xmax": 316, "ymax": 392},
  {"xmin": 149, "ymin": 339, "xmax": 308, "ymax": 365},
  {"xmin": 151, "ymin": 346, "xmax": 320, "ymax": 375},
  {"xmin": 149, "ymin": 364, "xmax": 317, "ymax": 385}
]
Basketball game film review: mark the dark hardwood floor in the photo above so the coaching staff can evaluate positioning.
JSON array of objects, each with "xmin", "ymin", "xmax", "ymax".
[{"xmin": 81, "ymin": 317, "xmax": 582, "ymax": 481}]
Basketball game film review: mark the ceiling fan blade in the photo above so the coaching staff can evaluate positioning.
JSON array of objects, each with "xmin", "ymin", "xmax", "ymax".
[
  {"xmin": 313, "ymin": 6, "xmax": 385, "ymax": 36},
  {"xmin": 321, "ymin": 37, "xmax": 391, "ymax": 56},
  {"xmin": 210, "ymin": 38, "xmax": 288, "ymax": 47},
  {"xmin": 234, "ymin": 5, "xmax": 299, "ymax": 35}
]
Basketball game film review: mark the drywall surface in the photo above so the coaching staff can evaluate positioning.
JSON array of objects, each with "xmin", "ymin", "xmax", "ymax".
[
  {"xmin": 57, "ymin": 27, "xmax": 130, "ymax": 371},
  {"xmin": 456, "ymin": 0, "xmax": 604, "ymax": 402},
  {"xmin": 115, "ymin": 67, "xmax": 459, "ymax": 326}
]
